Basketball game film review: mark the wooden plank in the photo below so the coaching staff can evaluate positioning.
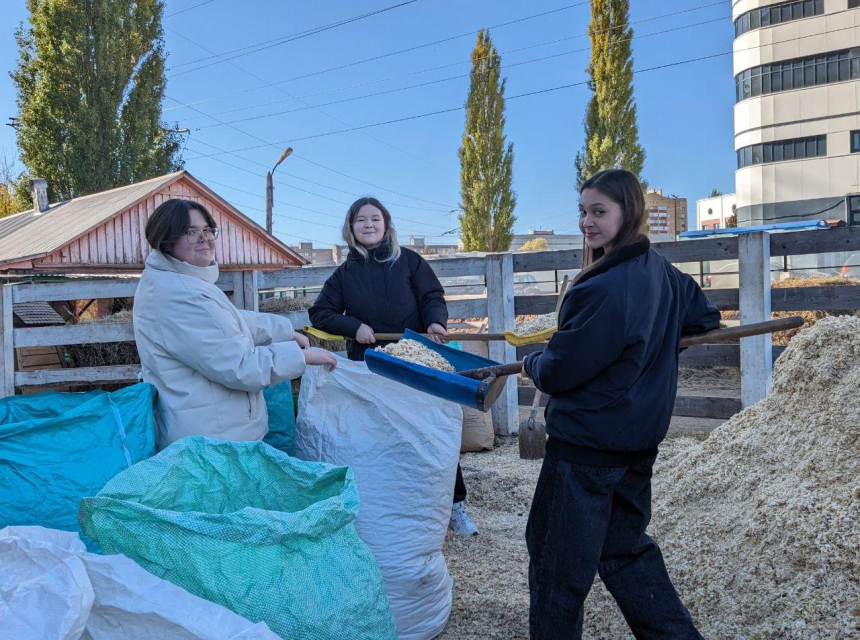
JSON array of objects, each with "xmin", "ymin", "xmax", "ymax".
[
  {"xmin": 106, "ymin": 219, "xmax": 116, "ymax": 264},
  {"xmin": 447, "ymin": 296, "xmax": 487, "ymax": 320},
  {"xmin": 739, "ymin": 232, "xmax": 772, "ymax": 408},
  {"xmin": 15, "ymin": 322, "xmax": 135, "ymax": 347},
  {"xmin": 0, "ymin": 286, "xmax": 14, "ymax": 397},
  {"xmin": 260, "ymin": 266, "xmax": 338, "ymax": 289},
  {"xmin": 514, "ymin": 294, "xmax": 557, "ymax": 316},
  {"xmin": 772, "ymin": 286, "xmax": 860, "ymax": 311},
  {"xmin": 514, "ymin": 249, "xmax": 582, "ymax": 273},
  {"xmin": 701, "ymin": 288, "xmax": 739, "ymax": 310},
  {"xmin": 16, "ymin": 365, "xmax": 141, "ymax": 387},
  {"xmin": 514, "ymin": 343, "xmax": 788, "ymax": 367},
  {"xmin": 242, "ymin": 271, "xmax": 259, "ymax": 312},
  {"xmin": 486, "ymin": 253, "xmax": 517, "ymax": 437},
  {"xmin": 769, "ymin": 226, "xmax": 860, "ymax": 257},
  {"xmin": 122, "ymin": 211, "xmax": 133, "ymax": 263},
  {"xmin": 96, "ymin": 225, "xmax": 107, "ymax": 264},
  {"xmin": 11, "ymin": 280, "xmax": 141, "ymax": 303},
  {"xmin": 424, "ymin": 256, "xmax": 487, "ymax": 277},
  {"xmin": 80, "ymin": 234, "xmax": 90, "ymax": 263},
  {"xmin": 652, "ymin": 236, "xmax": 739, "ymax": 262},
  {"xmin": 139, "ymin": 201, "xmax": 150, "ymax": 260},
  {"xmin": 70, "ymin": 239, "xmax": 80, "ymax": 264},
  {"xmin": 517, "ymin": 386, "xmax": 741, "ymax": 420},
  {"xmin": 18, "ymin": 353, "xmax": 64, "ymax": 368},
  {"xmin": 130, "ymin": 205, "xmax": 141, "ymax": 264}
]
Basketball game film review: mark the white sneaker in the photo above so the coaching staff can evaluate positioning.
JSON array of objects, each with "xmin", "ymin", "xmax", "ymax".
[{"xmin": 449, "ymin": 501, "xmax": 479, "ymax": 536}]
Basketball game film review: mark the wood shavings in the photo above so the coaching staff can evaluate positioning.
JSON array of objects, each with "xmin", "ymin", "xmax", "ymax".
[
  {"xmin": 377, "ymin": 339, "xmax": 455, "ymax": 372},
  {"xmin": 514, "ymin": 313, "xmax": 557, "ymax": 336},
  {"xmin": 440, "ymin": 317, "xmax": 860, "ymax": 639}
]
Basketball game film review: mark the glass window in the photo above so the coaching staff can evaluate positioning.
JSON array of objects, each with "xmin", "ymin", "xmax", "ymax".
[
  {"xmin": 795, "ymin": 140, "xmax": 806, "ymax": 159},
  {"xmin": 804, "ymin": 59, "xmax": 815, "ymax": 85},
  {"xmin": 852, "ymin": 131, "xmax": 860, "ymax": 153},
  {"xmin": 744, "ymin": 146, "xmax": 753, "ymax": 166},
  {"xmin": 763, "ymin": 143, "xmax": 773, "ymax": 163},
  {"xmin": 737, "ymin": 150, "xmax": 743, "ymax": 168},
  {"xmin": 803, "ymin": 0, "xmax": 814, "ymax": 17},
  {"xmin": 783, "ymin": 66, "xmax": 793, "ymax": 90},
  {"xmin": 839, "ymin": 55, "xmax": 849, "ymax": 81},
  {"xmin": 773, "ymin": 142, "xmax": 784, "ymax": 162},
  {"xmin": 828, "ymin": 54, "xmax": 838, "ymax": 82},
  {"xmin": 806, "ymin": 138, "xmax": 817, "ymax": 157},
  {"xmin": 816, "ymin": 57, "xmax": 827, "ymax": 84},
  {"xmin": 772, "ymin": 68, "xmax": 782, "ymax": 91},
  {"xmin": 751, "ymin": 73, "xmax": 762, "ymax": 96},
  {"xmin": 763, "ymin": 71, "xmax": 771, "ymax": 93},
  {"xmin": 815, "ymin": 0, "xmax": 824, "ymax": 12},
  {"xmin": 743, "ymin": 12, "xmax": 751, "ymax": 33},
  {"xmin": 792, "ymin": 1, "xmax": 803, "ymax": 19},
  {"xmin": 784, "ymin": 141, "xmax": 794, "ymax": 160},
  {"xmin": 744, "ymin": 72, "xmax": 752, "ymax": 98},
  {"xmin": 771, "ymin": 6, "xmax": 781, "ymax": 24},
  {"xmin": 849, "ymin": 0, "xmax": 858, "ymax": 8},
  {"xmin": 794, "ymin": 60, "xmax": 804, "ymax": 87},
  {"xmin": 852, "ymin": 57, "xmax": 860, "ymax": 79},
  {"xmin": 752, "ymin": 144, "xmax": 763, "ymax": 164},
  {"xmin": 781, "ymin": 5, "xmax": 792, "ymax": 21},
  {"xmin": 818, "ymin": 135, "xmax": 827, "ymax": 156},
  {"xmin": 750, "ymin": 9, "xmax": 761, "ymax": 29},
  {"xmin": 761, "ymin": 7, "xmax": 771, "ymax": 27}
]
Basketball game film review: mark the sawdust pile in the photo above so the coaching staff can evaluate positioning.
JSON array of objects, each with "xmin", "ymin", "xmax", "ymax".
[
  {"xmin": 377, "ymin": 339, "xmax": 455, "ymax": 372},
  {"xmin": 514, "ymin": 312, "xmax": 557, "ymax": 336},
  {"xmin": 443, "ymin": 317, "xmax": 860, "ymax": 639}
]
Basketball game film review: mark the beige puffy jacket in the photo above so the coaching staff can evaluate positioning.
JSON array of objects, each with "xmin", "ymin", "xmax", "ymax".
[{"xmin": 133, "ymin": 251, "xmax": 306, "ymax": 449}]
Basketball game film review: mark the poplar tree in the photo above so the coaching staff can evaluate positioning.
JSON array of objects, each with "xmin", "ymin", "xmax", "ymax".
[
  {"xmin": 458, "ymin": 29, "xmax": 516, "ymax": 253},
  {"xmin": 574, "ymin": 0, "xmax": 645, "ymax": 188},
  {"xmin": 12, "ymin": 0, "xmax": 182, "ymax": 203}
]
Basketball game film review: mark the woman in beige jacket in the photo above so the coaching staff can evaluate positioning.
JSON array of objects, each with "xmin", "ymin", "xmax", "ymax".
[{"xmin": 133, "ymin": 198, "xmax": 336, "ymax": 450}]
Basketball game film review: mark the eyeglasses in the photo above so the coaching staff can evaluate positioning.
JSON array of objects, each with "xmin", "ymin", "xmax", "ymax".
[{"xmin": 184, "ymin": 227, "xmax": 220, "ymax": 244}]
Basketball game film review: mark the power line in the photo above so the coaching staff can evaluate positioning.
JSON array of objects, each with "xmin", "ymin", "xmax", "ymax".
[
  {"xmin": 165, "ymin": 0, "xmax": 216, "ymax": 18},
  {"xmin": 167, "ymin": 0, "xmax": 729, "ymax": 117},
  {"xmin": 168, "ymin": 1, "xmax": 422, "ymax": 78},
  {"xmin": 190, "ymin": 16, "xmax": 727, "ymax": 131},
  {"xmin": 183, "ymin": 21, "xmax": 859, "ymax": 158}
]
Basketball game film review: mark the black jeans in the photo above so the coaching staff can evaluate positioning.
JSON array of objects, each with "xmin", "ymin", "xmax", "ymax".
[
  {"xmin": 526, "ymin": 453, "xmax": 703, "ymax": 640},
  {"xmin": 454, "ymin": 462, "xmax": 467, "ymax": 504}
]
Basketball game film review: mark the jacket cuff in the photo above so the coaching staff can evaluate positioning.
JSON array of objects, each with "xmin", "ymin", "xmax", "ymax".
[{"xmin": 270, "ymin": 340, "xmax": 306, "ymax": 383}]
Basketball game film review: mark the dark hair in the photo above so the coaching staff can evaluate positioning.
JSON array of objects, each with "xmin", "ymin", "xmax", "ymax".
[
  {"xmin": 145, "ymin": 199, "xmax": 217, "ymax": 255},
  {"xmin": 342, "ymin": 196, "xmax": 401, "ymax": 262},
  {"xmin": 577, "ymin": 169, "xmax": 647, "ymax": 277}
]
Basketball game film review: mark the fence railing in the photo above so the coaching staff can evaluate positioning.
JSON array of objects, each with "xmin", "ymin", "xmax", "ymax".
[{"xmin": 2, "ymin": 227, "xmax": 859, "ymax": 436}]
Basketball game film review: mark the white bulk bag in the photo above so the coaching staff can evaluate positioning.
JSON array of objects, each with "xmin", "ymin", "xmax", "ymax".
[
  {"xmin": 295, "ymin": 358, "xmax": 462, "ymax": 640},
  {"xmin": 0, "ymin": 526, "xmax": 279, "ymax": 640}
]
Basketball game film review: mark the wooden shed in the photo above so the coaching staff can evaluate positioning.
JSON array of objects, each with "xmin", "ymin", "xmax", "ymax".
[{"xmin": 0, "ymin": 171, "xmax": 307, "ymax": 273}]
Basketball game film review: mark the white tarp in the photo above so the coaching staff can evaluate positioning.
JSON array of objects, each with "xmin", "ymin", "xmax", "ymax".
[
  {"xmin": 295, "ymin": 358, "xmax": 462, "ymax": 640},
  {"xmin": 0, "ymin": 526, "xmax": 279, "ymax": 640}
]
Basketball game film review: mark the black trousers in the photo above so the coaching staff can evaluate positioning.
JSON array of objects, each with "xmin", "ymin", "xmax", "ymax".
[
  {"xmin": 526, "ymin": 453, "xmax": 703, "ymax": 640},
  {"xmin": 454, "ymin": 462, "xmax": 467, "ymax": 504}
]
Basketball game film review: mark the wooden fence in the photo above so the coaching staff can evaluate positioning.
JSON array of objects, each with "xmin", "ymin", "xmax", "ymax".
[{"xmin": 2, "ymin": 227, "xmax": 860, "ymax": 436}]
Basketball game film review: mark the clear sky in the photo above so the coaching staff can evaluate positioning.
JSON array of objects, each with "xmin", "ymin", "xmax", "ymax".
[{"xmin": 0, "ymin": 0, "xmax": 737, "ymax": 248}]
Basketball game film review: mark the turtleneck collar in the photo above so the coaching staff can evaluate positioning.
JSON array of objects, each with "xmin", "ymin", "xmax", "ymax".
[
  {"xmin": 348, "ymin": 237, "xmax": 392, "ymax": 262},
  {"xmin": 145, "ymin": 250, "xmax": 220, "ymax": 285}
]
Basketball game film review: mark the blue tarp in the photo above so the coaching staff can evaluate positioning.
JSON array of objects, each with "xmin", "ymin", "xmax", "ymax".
[
  {"xmin": 680, "ymin": 220, "xmax": 828, "ymax": 239},
  {"xmin": 364, "ymin": 329, "xmax": 498, "ymax": 409},
  {"xmin": 0, "ymin": 384, "xmax": 157, "ymax": 548}
]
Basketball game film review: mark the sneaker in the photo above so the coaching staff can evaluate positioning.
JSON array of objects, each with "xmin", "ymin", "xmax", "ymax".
[{"xmin": 449, "ymin": 501, "xmax": 479, "ymax": 536}]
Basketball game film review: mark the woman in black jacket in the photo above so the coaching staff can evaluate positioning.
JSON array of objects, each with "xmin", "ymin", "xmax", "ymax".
[
  {"xmin": 523, "ymin": 170, "xmax": 718, "ymax": 639},
  {"xmin": 309, "ymin": 196, "xmax": 478, "ymax": 536}
]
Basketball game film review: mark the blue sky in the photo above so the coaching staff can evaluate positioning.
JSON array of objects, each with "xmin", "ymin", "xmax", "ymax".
[{"xmin": 0, "ymin": 0, "xmax": 737, "ymax": 247}]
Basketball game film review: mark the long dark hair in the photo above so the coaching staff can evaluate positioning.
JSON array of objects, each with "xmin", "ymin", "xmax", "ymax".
[
  {"xmin": 576, "ymin": 170, "xmax": 647, "ymax": 282},
  {"xmin": 342, "ymin": 196, "xmax": 401, "ymax": 262},
  {"xmin": 145, "ymin": 199, "xmax": 217, "ymax": 256}
]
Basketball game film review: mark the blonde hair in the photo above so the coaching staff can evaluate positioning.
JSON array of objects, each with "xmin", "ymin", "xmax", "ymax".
[{"xmin": 342, "ymin": 197, "xmax": 401, "ymax": 262}]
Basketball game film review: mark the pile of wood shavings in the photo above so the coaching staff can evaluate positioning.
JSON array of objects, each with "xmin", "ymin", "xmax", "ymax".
[
  {"xmin": 442, "ymin": 317, "xmax": 860, "ymax": 639},
  {"xmin": 376, "ymin": 339, "xmax": 455, "ymax": 372},
  {"xmin": 514, "ymin": 312, "xmax": 557, "ymax": 336}
]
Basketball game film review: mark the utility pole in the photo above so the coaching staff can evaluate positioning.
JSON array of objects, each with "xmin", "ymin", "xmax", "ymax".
[
  {"xmin": 669, "ymin": 193, "xmax": 680, "ymax": 241},
  {"xmin": 266, "ymin": 146, "xmax": 293, "ymax": 235}
]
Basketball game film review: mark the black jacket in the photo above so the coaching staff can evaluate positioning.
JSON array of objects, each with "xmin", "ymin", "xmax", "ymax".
[
  {"xmin": 308, "ymin": 243, "xmax": 448, "ymax": 361},
  {"xmin": 523, "ymin": 237, "xmax": 720, "ymax": 466}
]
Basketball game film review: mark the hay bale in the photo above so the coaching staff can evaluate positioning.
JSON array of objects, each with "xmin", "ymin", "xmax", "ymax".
[
  {"xmin": 65, "ymin": 311, "xmax": 140, "ymax": 369},
  {"xmin": 258, "ymin": 295, "xmax": 316, "ymax": 313}
]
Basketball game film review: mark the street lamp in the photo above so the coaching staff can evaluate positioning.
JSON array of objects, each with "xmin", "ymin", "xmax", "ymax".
[{"xmin": 266, "ymin": 146, "xmax": 293, "ymax": 235}]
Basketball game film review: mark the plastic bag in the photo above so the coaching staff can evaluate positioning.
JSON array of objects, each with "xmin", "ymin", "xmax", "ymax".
[
  {"xmin": 0, "ymin": 384, "xmax": 156, "ymax": 549},
  {"xmin": 0, "ymin": 525, "xmax": 279, "ymax": 640},
  {"xmin": 262, "ymin": 380, "xmax": 295, "ymax": 455},
  {"xmin": 79, "ymin": 436, "xmax": 397, "ymax": 640},
  {"xmin": 295, "ymin": 358, "xmax": 463, "ymax": 640}
]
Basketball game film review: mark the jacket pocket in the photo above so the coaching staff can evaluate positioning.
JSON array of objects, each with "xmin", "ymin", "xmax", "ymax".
[{"xmin": 247, "ymin": 391, "xmax": 260, "ymax": 420}]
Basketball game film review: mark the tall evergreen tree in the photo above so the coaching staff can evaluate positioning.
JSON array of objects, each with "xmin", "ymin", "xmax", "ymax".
[
  {"xmin": 458, "ymin": 29, "xmax": 516, "ymax": 253},
  {"xmin": 11, "ymin": 0, "xmax": 182, "ymax": 203},
  {"xmin": 574, "ymin": 0, "xmax": 645, "ymax": 189}
]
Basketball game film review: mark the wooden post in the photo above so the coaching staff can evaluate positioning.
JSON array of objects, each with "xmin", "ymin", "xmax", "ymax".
[
  {"xmin": 0, "ymin": 286, "xmax": 14, "ymax": 397},
  {"xmin": 485, "ymin": 253, "xmax": 517, "ymax": 436},
  {"xmin": 231, "ymin": 272, "xmax": 245, "ymax": 309},
  {"xmin": 739, "ymin": 232, "xmax": 772, "ymax": 407},
  {"xmin": 242, "ymin": 270, "xmax": 259, "ymax": 312}
]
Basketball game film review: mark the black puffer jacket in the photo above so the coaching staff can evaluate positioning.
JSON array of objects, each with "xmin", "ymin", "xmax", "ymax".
[
  {"xmin": 523, "ymin": 237, "xmax": 720, "ymax": 466},
  {"xmin": 309, "ymin": 242, "xmax": 448, "ymax": 361}
]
